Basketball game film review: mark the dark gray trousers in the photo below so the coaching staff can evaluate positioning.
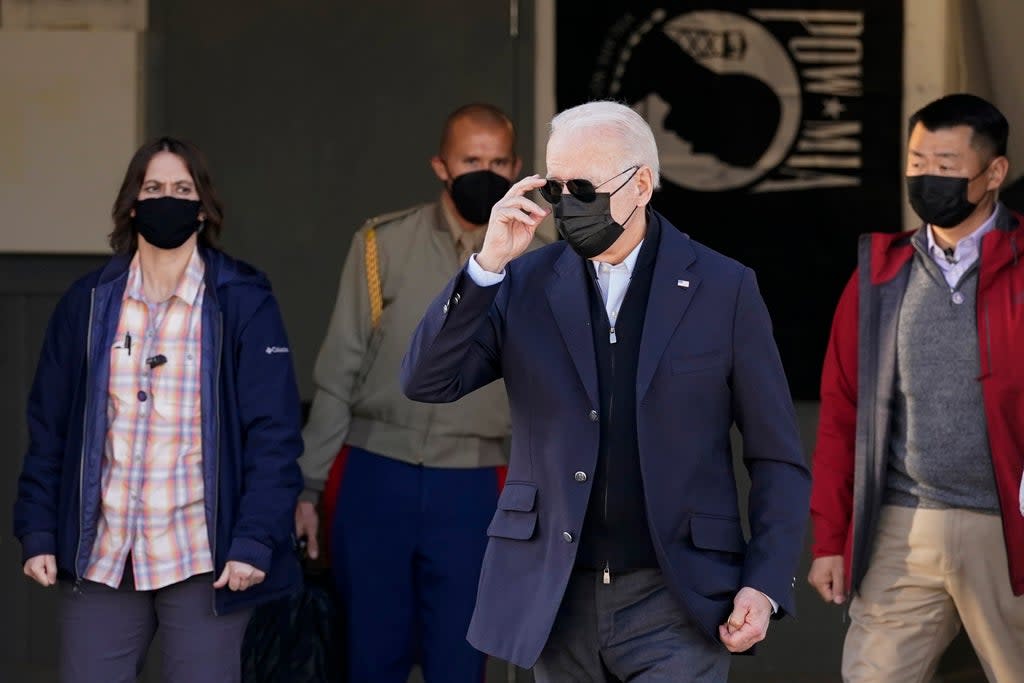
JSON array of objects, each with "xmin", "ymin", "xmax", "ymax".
[
  {"xmin": 533, "ymin": 569, "xmax": 730, "ymax": 683},
  {"xmin": 59, "ymin": 571, "xmax": 251, "ymax": 683}
]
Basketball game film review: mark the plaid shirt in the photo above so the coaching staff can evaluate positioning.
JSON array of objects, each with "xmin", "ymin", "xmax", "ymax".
[{"xmin": 85, "ymin": 248, "xmax": 213, "ymax": 590}]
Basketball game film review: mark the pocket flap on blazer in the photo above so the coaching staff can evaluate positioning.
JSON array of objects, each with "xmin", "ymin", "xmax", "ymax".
[
  {"xmin": 496, "ymin": 482, "xmax": 537, "ymax": 512},
  {"xmin": 487, "ymin": 509, "xmax": 537, "ymax": 541},
  {"xmin": 690, "ymin": 515, "xmax": 746, "ymax": 554}
]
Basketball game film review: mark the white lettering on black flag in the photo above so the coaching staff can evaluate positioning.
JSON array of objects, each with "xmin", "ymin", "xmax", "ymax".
[{"xmin": 558, "ymin": 0, "xmax": 903, "ymax": 398}]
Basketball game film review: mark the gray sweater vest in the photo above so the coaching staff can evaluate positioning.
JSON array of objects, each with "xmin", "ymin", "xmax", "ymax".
[{"xmin": 885, "ymin": 254, "xmax": 999, "ymax": 512}]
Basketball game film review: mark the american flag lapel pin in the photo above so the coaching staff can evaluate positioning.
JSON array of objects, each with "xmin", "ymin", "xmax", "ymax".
[{"xmin": 677, "ymin": 279, "xmax": 690, "ymax": 288}]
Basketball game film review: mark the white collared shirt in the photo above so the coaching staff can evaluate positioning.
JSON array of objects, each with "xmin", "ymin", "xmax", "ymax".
[
  {"xmin": 926, "ymin": 209, "xmax": 998, "ymax": 288},
  {"xmin": 590, "ymin": 240, "xmax": 643, "ymax": 341},
  {"xmin": 467, "ymin": 241, "xmax": 646, "ymax": 295}
]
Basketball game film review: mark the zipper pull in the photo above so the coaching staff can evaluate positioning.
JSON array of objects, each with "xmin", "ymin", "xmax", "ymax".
[
  {"xmin": 609, "ymin": 327, "xmax": 617, "ymax": 344},
  {"xmin": 603, "ymin": 563, "xmax": 611, "ymax": 585}
]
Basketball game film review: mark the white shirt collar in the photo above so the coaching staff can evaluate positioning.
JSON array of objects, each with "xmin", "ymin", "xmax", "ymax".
[
  {"xmin": 590, "ymin": 239, "xmax": 644, "ymax": 275},
  {"xmin": 926, "ymin": 206, "xmax": 999, "ymax": 261}
]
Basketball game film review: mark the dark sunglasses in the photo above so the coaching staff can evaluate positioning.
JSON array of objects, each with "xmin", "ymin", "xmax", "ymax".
[{"xmin": 540, "ymin": 165, "xmax": 640, "ymax": 204}]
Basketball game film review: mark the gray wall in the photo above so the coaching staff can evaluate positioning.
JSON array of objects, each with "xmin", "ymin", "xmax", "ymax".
[{"xmin": 148, "ymin": 0, "xmax": 538, "ymax": 399}]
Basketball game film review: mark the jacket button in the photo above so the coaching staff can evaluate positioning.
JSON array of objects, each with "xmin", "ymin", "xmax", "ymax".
[
  {"xmin": 588, "ymin": 409, "xmax": 598, "ymax": 421},
  {"xmin": 137, "ymin": 391, "xmax": 148, "ymax": 402},
  {"xmin": 574, "ymin": 471, "xmax": 587, "ymax": 483},
  {"xmin": 562, "ymin": 531, "xmax": 574, "ymax": 543}
]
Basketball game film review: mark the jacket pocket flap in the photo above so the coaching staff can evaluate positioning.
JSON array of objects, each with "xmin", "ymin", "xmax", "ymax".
[
  {"xmin": 487, "ymin": 510, "xmax": 537, "ymax": 540},
  {"xmin": 690, "ymin": 515, "xmax": 746, "ymax": 554},
  {"xmin": 497, "ymin": 482, "xmax": 537, "ymax": 512}
]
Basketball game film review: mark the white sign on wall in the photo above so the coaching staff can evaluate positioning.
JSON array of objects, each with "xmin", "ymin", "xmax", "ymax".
[
  {"xmin": 0, "ymin": 30, "xmax": 141, "ymax": 253},
  {"xmin": 0, "ymin": 0, "xmax": 146, "ymax": 30}
]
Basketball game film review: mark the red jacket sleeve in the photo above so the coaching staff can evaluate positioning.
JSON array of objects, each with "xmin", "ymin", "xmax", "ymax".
[{"xmin": 810, "ymin": 270, "xmax": 859, "ymax": 558}]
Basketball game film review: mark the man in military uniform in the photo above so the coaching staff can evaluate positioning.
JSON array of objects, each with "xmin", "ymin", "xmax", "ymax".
[{"xmin": 295, "ymin": 103, "xmax": 549, "ymax": 682}]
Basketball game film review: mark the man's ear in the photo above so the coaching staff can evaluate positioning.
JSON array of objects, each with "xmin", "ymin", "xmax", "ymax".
[
  {"xmin": 635, "ymin": 165, "xmax": 655, "ymax": 207},
  {"xmin": 987, "ymin": 155, "xmax": 1010, "ymax": 192},
  {"xmin": 430, "ymin": 156, "xmax": 450, "ymax": 184}
]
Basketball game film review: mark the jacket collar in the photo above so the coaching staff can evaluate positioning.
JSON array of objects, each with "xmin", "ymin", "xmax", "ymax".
[
  {"xmin": 980, "ymin": 204, "xmax": 1023, "ymax": 286},
  {"xmin": 94, "ymin": 246, "xmax": 269, "ymax": 303},
  {"xmin": 869, "ymin": 202, "xmax": 1022, "ymax": 285},
  {"xmin": 553, "ymin": 207, "xmax": 683, "ymax": 276},
  {"xmin": 547, "ymin": 209, "xmax": 701, "ymax": 405}
]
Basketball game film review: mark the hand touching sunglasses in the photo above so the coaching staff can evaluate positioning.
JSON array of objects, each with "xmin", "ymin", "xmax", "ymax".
[{"xmin": 539, "ymin": 165, "xmax": 640, "ymax": 204}]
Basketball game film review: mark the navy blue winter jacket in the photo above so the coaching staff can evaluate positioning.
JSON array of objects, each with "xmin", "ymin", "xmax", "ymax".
[{"xmin": 13, "ymin": 247, "xmax": 304, "ymax": 614}]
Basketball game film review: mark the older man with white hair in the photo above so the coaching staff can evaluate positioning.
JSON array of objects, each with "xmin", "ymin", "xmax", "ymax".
[{"xmin": 401, "ymin": 101, "xmax": 810, "ymax": 682}]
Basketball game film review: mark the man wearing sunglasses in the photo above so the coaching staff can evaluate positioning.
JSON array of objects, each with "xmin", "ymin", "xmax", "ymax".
[{"xmin": 402, "ymin": 101, "xmax": 810, "ymax": 682}]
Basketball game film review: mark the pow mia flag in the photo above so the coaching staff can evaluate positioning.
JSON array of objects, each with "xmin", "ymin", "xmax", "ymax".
[{"xmin": 557, "ymin": 1, "xmax": 903, "ymax": 398}]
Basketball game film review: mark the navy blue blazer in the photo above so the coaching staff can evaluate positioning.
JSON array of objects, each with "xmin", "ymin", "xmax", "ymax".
[{"xmin": 401, "ymin": 211, "xmax": 810, "ymax": 668}]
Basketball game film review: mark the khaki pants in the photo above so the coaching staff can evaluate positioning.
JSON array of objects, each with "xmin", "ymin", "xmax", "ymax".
[{"xmin": 843, "ymin": 506, "xmax": 1024, "ymax": 683}]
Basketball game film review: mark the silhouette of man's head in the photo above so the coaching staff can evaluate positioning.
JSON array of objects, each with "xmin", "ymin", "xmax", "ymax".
[{"xmin": 618, "ymin": 28, "xmax": 781, "ymax": 169}]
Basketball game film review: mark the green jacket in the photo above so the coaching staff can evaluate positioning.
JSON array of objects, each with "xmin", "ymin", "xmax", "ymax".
[{"xmin": 299, "ymin": 199, "xmax": 552, "ymax": 498}]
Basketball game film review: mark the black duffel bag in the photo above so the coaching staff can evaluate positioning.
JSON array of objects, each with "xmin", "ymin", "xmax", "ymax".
[{"xmin": 241, "ymin": 555, "xmax": 344, "ymax": 683}]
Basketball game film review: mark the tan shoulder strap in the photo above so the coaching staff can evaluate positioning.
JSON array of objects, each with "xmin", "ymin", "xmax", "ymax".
[{"xmin": 364, "ymin": 226, "xmax": 383, "ymax": 329}]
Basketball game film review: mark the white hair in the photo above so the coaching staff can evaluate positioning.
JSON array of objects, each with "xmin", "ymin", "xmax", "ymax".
[{"xmin": 549, "ymin": 101, "xmax": 661, "ymax": 188}]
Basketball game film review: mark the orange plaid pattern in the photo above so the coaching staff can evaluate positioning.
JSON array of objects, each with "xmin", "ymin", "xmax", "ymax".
[{"xmin": 85, "ymin": 248, "xmax": 213, "ymax": 590}]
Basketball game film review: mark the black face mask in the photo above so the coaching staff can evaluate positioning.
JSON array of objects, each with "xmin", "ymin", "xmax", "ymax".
[
  {"xmin": 448, "ymin": 169, "xmax": 512, "ymax": 225},
  {"xmin": 906, "ymin": 167, "xmax": 988, "ymax": 228},
  {"xmin": 133, "ymin": 197, "xmax": 202, "ymax": 250},
  {"xmin": 554, "ymin": 194, "xmax": 639, "ymax": 259}
]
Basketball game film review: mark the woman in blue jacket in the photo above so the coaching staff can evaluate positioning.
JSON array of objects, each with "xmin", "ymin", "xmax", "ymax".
[{"xmin": 13, "ymin": 137, "xmax": 304, "ymax": 683}]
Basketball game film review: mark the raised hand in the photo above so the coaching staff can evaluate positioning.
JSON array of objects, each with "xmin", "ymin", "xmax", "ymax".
[{"xmin": 476, "ymin": 175, "xmax": 549, "ymax": 273}]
